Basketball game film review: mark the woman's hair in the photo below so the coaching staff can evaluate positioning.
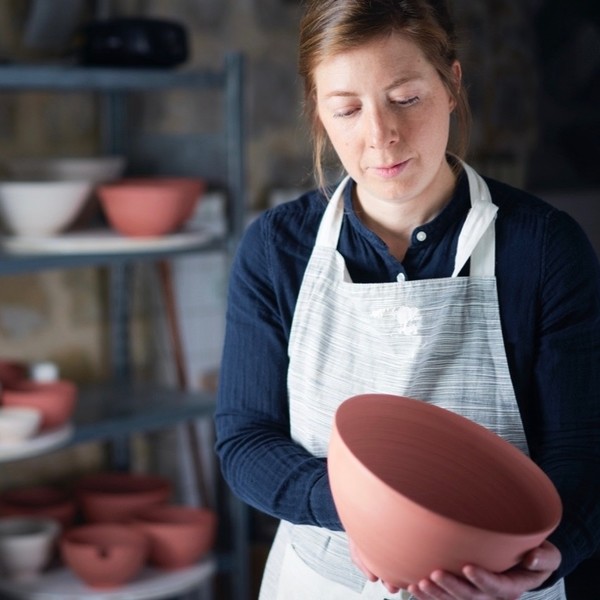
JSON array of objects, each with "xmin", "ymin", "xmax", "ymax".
[{"xmin": 298, "ymin": 0, "xmax": 471, "ymax": 190}]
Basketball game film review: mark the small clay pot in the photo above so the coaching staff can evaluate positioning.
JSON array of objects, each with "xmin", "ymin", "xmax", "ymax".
[
  {"xmin": 2, "ymin": 379, "xmax": 77, "ymax": 431},
  {"xmin": 0, "ymin": 486, "xmax": 76, "ymax": 530},
  {"xmin": 132, "ymin": 504, "xmax": 217, "ymax": 570},
  {"xmin": 61, "ymin": 524, "xmax": 148, "ymax": 589},
  {"xmin": 75, "ymin": 472, "xmax": 172, "ymax": 523},
  {"xmin": 328, "ymin": 394, "xmax": 562, "ymax": 588}
]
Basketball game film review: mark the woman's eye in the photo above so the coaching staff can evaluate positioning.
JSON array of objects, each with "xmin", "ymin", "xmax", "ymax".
[
  {"xmin": 393, "ymin": 96, "xmax": 419, "ymax": 107},
  {"xmin": 333, "ymin": 107, "xmax": 360, "ymax": 118}
]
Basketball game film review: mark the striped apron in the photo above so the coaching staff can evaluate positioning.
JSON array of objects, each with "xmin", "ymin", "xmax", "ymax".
[{"xmin": 259, "ymin": 163, "xmax": 565, "ymax": 600}]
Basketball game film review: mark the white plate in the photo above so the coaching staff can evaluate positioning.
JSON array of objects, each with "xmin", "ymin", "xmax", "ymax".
[
  {"xmin": 0, "ymin": 227, "xmax": 217, "ymax": 255},
  {"xmin": 0, "ymin": 560, "xmax": 216, "ymax": 600},
  {"xmin": 0, "ymin": 423, "xmax": 73, "ymax": 461}
]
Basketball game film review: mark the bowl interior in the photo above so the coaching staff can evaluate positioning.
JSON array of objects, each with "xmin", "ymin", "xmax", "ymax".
[
  {"xmin": 334, "ymin": 394, "xmax": 561, "ymax": 535},
  {"xmin": 0, "ymin": 517, "xmax": 59, "ymax": 538}
]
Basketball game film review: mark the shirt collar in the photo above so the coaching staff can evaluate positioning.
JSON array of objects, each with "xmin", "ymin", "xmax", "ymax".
[{"xmin": 342, "ymin": 167, "xmax": 470, "ymax": 250}]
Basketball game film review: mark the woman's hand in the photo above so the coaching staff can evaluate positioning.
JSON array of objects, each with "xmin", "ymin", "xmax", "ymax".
[
  {"xmin": 349, "ymin": 538, "xmax": 561, "ymax": 599},
  {"xmin": 406, "ymin": 541, "xmax": 562, "ymax": 600}
]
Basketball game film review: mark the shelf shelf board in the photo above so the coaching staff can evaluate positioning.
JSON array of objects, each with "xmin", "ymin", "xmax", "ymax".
[
  {"xmin": 0, "ymin": 558, "xmax": 216, "ymax": 599},
  {"xmin": 0, "ymin": 384, "xmax": 215, "ymax": 462},
  {"xmin": 71, "ymin": 383, "xmax": 216, "ymax": 445},
  {"xmin": 0, "ymin": 228, "xmax": 227, "ymax": 275},
  {"xmin": 0, "ymin": 64, "xmax": 226, "ymax": 92}
]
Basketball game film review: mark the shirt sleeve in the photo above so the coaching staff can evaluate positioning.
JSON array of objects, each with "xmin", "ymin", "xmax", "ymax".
[
  {"xmin": 214, "ymin": 213, "xmax": 342, "ymax": 529},
  {"xmin": 530, "ymin": 209, "xmax": 600, "ymax": 580}
]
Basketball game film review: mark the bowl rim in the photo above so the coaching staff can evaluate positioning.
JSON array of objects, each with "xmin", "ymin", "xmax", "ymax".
[{"xmin": 330, "ymin": 393, "xmax": 563, "ymax": 538}]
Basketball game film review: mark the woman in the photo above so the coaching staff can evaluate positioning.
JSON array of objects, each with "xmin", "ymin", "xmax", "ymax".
[{"xmin": 215, "ymin": 1, "xmax": 600, "ymax": 598}]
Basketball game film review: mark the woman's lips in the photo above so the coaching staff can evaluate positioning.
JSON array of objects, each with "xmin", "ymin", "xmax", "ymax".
[{"xmin": 371, "ymin": 159, "xmax": 410, "ymax": 179}]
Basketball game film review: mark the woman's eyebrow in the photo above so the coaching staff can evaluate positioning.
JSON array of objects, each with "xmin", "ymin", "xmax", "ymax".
[{"xmin": 322, "ymin": 73, "xmax": 424, "ymax": 99}]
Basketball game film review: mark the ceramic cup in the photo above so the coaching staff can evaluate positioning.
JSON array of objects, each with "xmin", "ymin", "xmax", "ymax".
[
  {"xmin": 328, "ymin": 393, "xmax": 562, "ymax": 588},
  {"xmin": 0, "ymin": 407, "xmax": 42, "ymax": 444},
  {"xmin": 0, "ymin": 516, "xmax": 60, "ymax": 582}
]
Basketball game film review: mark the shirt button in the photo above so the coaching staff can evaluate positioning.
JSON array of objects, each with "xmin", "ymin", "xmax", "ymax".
[{"xmin": 416, "ymin": 231, "xmax": 427, "ymax": 242}]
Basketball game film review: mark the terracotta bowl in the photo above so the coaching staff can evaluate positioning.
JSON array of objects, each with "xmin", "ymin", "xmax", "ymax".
[
  {"xmin": 328, "ymin": 394, "xmax": 562, "ymax": 589},
  {"xmin": 61, "ymin": 524, "xmax": 148, "ymax": 589},
  {"xmin": 0, "ymin": 359, "xmax": 28, "ymax": 388},
  {"xmin": 0, "ymin": 517, "xmax": 60, "ymax": 582},
  {"xmin": 75, "ymin": 472, "xmax": 172, "ymax": 523},
  {"xmin": 0, "ymin": 486, "xmax": 77, "ymax": 530},
  {"xmin": 97, "ymin": 177, "xmax": 204, "ymax": 237},
  {"xmin": 2, "ymin": 379, "xmax": 77, "ymax": 431},
  {"xmin": 132, "ymin": 504, "xmax": 217, "ymax": 570}
]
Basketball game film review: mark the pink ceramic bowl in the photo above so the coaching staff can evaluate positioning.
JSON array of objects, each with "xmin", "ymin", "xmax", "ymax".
[
  {"xmin": 2, "ymin": 379, "xmax": 77, "ymax": 431},
  {"xmin": 61, "ymin": 524, "xmax": 148, "ymax": 589},
  {"xmin": 75, "ymin": 472, "xmax": 172, "ymax": 523},
  {"xmin": 0, "ymin": 486, "xmax": 77, "ymax": 530},
  {"xmin": 97, "ymin": 177, "xmax": 204, "ymax": 237},
  {"xmin": 328, "ymin": 394, "xmax": 562, "ymax": 589},
  {"xmin": 132, "ymin": 504, "xmax": 217, "ymax": 570}
]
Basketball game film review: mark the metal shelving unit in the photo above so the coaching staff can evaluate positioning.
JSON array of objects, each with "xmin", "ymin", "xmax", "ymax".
[{"xmin": 0, "ymin": 55, "xmax": 249, "ymax": 600}]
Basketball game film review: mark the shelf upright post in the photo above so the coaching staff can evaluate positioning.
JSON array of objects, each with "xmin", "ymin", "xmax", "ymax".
[
  {"xmin": 225, "ymin": 53, "xmax": 246, "ymax": 247},
  {"xmin": 101, "ymin": 88, "xmax": 134, "ymax": 470},
  {"xmin": 223, "ymin": 52, "xmax": 250, "ymax": 600}
]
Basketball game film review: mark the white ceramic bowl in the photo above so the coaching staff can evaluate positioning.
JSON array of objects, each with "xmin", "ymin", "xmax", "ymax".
[
  {"xmin": 4, "ymin": 156, "xmax": 126, "ymax": 184},
  {"xmin": 0, "ymin": 517, "xmax": 60, "ymax": 581},
  {"xmin": 0, "ymin": 181, "xmax": 94, "ymax": 236},
  {"xmin": 0, "ymin": 407, "xmax": 42, "ymax": 444}
]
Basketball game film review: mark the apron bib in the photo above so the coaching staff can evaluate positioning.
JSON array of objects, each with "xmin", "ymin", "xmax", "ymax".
[{"xmin": 259, "ymin": 163, "xmax": 565, "ymax": 600}]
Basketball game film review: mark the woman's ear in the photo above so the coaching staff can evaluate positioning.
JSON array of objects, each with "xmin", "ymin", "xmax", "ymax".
[{"xmin": 449, "ymin": 60, "xmax": 462, "ymax": 111}]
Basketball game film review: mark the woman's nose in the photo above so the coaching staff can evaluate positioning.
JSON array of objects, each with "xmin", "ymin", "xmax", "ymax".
[{"xmin": 367, "ymin": 107, "xmax": 399, "ymax": 148}]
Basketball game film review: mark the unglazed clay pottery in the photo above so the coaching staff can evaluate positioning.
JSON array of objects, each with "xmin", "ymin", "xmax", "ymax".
[
  {"xmin": 97, "ymin": 177, "xmax": 204, "ymax": 237},
  {"xmin": 0, "ymin": 359, "xmax": 28, "ymax": 388},
  {"xmin": 2, "ymin": 379, "xmax": 77, "ymax": 430},
  {"xmin": 0, "ymin": 517, "xmax": 60, "ymax": 581},
  {"xmin": 328, "ymin": 394, "xmax": 562, "ymax": 589},
  {"xmin": 132, "ymin": 504, "xmax": 217, "ymax": 570},
  {"xmin": 0, "ymin": 407, "xmax": 42, "ymax": 444},
  {"xmin": 0, "ymin": 180, "xmax": 93, "ymax": 236},
  {"xmin": 0, "ymin": 486, "xmax": 76, "ymax": 529},
  {"xmin": 61, "ymin": 524, "xmax": 148, "ymax": 589},
  {"xmin": 75, "ymin": 472, "xmax": 172, "ymax": 523}
]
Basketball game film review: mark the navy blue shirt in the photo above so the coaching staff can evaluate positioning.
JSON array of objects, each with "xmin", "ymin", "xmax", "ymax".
[{"xmin": 215, "ymin": 171, "xmax": 600, "ymax": 580}]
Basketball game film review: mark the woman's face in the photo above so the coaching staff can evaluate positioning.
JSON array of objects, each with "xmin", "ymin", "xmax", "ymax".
[{"xmin": 315, "ymin": 33, "xmax": 459, "ymax": 214}]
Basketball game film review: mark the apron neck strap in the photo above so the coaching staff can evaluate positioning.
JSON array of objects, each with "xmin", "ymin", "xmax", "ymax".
[
  {"xmin": 314, "ymin": 175, "xmax": 350, "ymax": 248},
  {"xmin": 315, "ymin": 166, "xmax": 497, "ymax": 278},
  {"xmin": 451, "ymin": 162, "xmax": 498, "ymax": 277}
]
